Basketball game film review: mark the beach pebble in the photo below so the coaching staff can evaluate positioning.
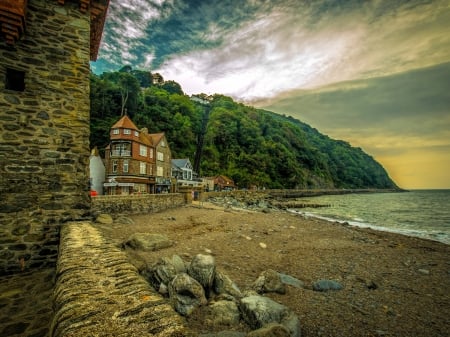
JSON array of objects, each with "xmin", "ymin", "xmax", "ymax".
[{"xmin": 312, "ymin": 279, "xmax": 343, "ymax": 292}]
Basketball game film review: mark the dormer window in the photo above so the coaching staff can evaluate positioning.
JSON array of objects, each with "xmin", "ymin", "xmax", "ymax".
[
  {"xmin": 112, "ymin": 129, "xmax": 119, "ymax": 135},
  {"xmin": 124, "ymin": 129, "xmax": 131, "ymax": 135},
  {"xmin": 134, "ymin": 131, "xmax": 139, "ymax": 136}
]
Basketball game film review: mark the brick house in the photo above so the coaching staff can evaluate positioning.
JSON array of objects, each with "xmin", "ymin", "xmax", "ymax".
[
  {"xmin": 103, "ymin": 115, "xmax": 173, "ymax": 195},
  {"xmin": 0, "ymin": 0, "xmax": 109, "ymax": 274}
]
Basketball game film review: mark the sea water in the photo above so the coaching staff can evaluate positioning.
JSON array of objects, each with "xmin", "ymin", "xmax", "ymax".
[{"xmin": 291, "ymin": 190, "xmax": 450, "ymax": 245}]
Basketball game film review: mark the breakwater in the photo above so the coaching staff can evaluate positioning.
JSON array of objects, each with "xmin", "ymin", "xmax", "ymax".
[{"xmin": 52, "ymin": 221, "xmax": 189, "ymax": 337}]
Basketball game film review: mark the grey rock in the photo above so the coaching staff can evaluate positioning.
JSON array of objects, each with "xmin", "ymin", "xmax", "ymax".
[
  {"xmin": 123, "ymin": 233, "xmax": 173, "ymax": 251},
  {"xmin": 200, "ymin": 332, "xmax": 246, "ymax": 337},
  {"xmin": 169, "ymin": 273, "xmax": 207, "ymax": 316},
  {"xmin": 240, "ymin": 295, "xmax": 301, "ymax": 336},
  {"xmin": 278, "ymin": 273, "xmax": 304, "ymax": 289},
  {"xmin": 312, "ymin": 279, "xmax": 343, "ymax": 292},
  {"xmin": 114, "ymin": 216, "xmax": 135, "ymax": 224},
  {"xmin": 146, "ymin": 256, "xmax": 179, "ymax": 290},
  {"xmin": 95, "ymin": 213, "xmax": 113, "ymax": 224},
  {"xmin": 240, "ymin": 295, "xmax": 287, "ymax": 329},
  {"xmin": 246, "ymin": 323, "xmax": 290, "ymax": 337},
  {"xmin": 253, "ymin": 269, "xmax": 286, "ymax": 294},
  {"xmin": 188, "ymin": 254, "xmax": 216, "ymax": 295},
  {"xmin": 214, "ymin": 269, "xmax": 243, "ymax": 298},
  {"xmin": 206, "ymin": 300, "xmax": 241, "ymax": 326}
]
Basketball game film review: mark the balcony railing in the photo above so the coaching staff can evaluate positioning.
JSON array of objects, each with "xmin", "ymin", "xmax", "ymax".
[{"xmin": 111, "ymin": 150, "xmax": 131, "ymax": 157}]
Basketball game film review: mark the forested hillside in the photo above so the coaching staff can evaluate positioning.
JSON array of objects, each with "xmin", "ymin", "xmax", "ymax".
[{"xmin": 90, "ymin": 67, "xmax": 398, "ymax": 190}]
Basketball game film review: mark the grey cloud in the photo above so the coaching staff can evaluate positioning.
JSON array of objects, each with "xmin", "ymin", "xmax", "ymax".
[{"xmin": 258, "ymin": 62, "xmax": 450, "ymax": 139}]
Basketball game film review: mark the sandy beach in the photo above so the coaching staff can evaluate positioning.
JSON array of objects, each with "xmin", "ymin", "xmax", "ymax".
[{"xmin": 98, "ymin": 201, "xmax": 450, "ymax": 337}]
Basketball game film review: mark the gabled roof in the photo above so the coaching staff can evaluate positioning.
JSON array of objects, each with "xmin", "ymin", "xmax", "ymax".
[
  {"xmin": 172, "ymin": 159, "xmax": 192, "ymax": 169},
  {"xmin": 149, "ymin": 132, "xmax": 165, "ymax": 145},
  {"xmin": 111, "ymin": 115, "xmax": 139, "ymax": 130},
  {"xmin": 139, "ymin": 132, "xmax": 152, "ymax": 146}
]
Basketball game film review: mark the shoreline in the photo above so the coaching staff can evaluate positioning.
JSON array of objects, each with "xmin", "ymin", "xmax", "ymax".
[
  {"xmin": 99, "ymin": 201, "xmax": 450, "ymax": 337},
  {"xmin": 287, "ymin": 208, "xmax": 450, "ymax": 246}
]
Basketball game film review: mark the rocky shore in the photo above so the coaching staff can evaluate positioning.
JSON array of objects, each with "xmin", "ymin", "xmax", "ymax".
[{"xmin": 95, "ymin": 199, "xmax": 450, "ymax": 337}]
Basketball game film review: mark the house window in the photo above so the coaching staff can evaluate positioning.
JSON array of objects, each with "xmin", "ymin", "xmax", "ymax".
[
  {"xmin": 157, "ymin": 151, "xmax": 164, "ymax": 161},
  {"xmin": 157, "ymin": 166, "xmax": 163, "ymax": 176},
  {"xmin": 161, "ymin": 140, "xmax": 165, "ymax": 146},
  {"xmin": 112, "ymin": 129, "xmax": 119, "ymax": 135},
  {"xmin": 134, "ymin": 130, "xmax": 139, "ymax": 136},
  {"xmin": 149, "ymin": 148, "xmax": 154, "ymax": 158},
  {"xmin": 5, "ymin": 68, "xmax": 25, "ymax": 92},
  {"xmin": 149, "ymin": 165, "xmax": 153, "ymax": 175},
  {"xmin": 140, "ymin": 162, "xmax": 146, "ymax": 174},
  {"xmin": 124, "ymin": 129, "xmax": 131, "ymax": 135},
  {"xmin": 139, "ymin": 144, "xmax": 147, "ymax": 156},
  {"xmin": 112, "ymin": 160, "xmax": 118, "ymax": 173},
  {"xmin": 123, "ymin": 160, "xmax": 129, "ymax": 173}
]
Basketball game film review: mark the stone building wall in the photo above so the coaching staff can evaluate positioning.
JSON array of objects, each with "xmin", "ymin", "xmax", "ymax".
[
  {"xmin": 0, "ymin": 0, "xmax": 91, "ymax": 275},
  {"xmin": 91, "ymin": 194, "xmax": 186, "ymax": 215}
]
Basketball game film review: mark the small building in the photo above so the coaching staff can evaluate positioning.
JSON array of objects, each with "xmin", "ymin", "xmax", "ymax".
[
  {"xmin": 150, "ymin": 132, "xmax": 172, "ymax": 193},
  {"xmin": 89, "ymin": 147, "xmax": 106, "ymax": 195},
  {"xmin": 213, "ymin": 175, "xmax": 236, "ymax": 191},
  {"xmin": 172, "ymin": 158, "xmax": 203, "ymax": 190}
]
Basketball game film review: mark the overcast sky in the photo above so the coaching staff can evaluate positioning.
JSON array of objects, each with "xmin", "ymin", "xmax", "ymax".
[{"xmin": 92, "ymin": 0, "xmax": 450, "ymax": 189}]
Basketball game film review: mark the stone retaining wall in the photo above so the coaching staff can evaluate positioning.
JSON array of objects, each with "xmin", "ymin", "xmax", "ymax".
[
  {"xmin": 52, "ymin": 221, "xmax": 189, "ymax": 337},
  {"xmin": 91, "ymin": 194, "xmax": 186, "ymax": 215}
]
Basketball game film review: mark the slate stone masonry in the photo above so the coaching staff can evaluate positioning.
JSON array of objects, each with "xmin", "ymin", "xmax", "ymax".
[{"xmin": 0, "ymin": 0, "xmax": 91, "ymax": 275}]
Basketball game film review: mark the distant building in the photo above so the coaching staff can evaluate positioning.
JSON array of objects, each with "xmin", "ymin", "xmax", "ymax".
[
  {"xmin": 152, "ymin": 73, "xmax": 164, "ymax": 85},
  {"xmin": 172, "ymin": 158, "xmax": 203, "ymax": 190},
  {"xmin": 208, "ymin": 175, "xmax": 237, "ymax": 191},
  {"xmin": 103, "ymin": 115, "xmax": 174, "ymax": 195}
]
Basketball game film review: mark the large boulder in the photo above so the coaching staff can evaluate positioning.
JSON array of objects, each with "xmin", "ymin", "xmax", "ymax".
[
  {"xmin": 240, "ymin": 295, "xmax": 300, "ymax": 336},
  {"xmin": 206, "ymin": 300, "xmax": 241, "ymax": 327},
  {"xmin": 214, "ymin": 269, "xmax": 243, "ymax": 298},
  {"xmin": 169, "ymin": 273, "xmax": 207, "ymax": 316},
  {"xmin": 123, "ymin": 233, "xmax": 173, "ymax": 251},
  {"xmin": 246, "ymin": 323, "xmax": 290, "ymax": 337},
  {"xmin": 188, "ymin": 254, "xmax": 216, "ymax": 295},
  {"xmin": 253, "ymin": 269, "xmax": 286, "ymax": 294}
]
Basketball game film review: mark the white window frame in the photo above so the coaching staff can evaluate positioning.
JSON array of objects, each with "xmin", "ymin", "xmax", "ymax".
[
  {"xmin": 112, "ymin": 160, "xmax": 118, "ymax": 173},
  {"xmin": 149, "ymin": 148, "xmax": 154, "ymax": 159},
  {"xmin": 157, "ymin": 151, "xmax": 164, "ymax": 161},
  {"xmin": 140, "ymin": 162, "xmax": 146, "ymax": 175},
  {"xmin": 124, "ymin": 129, "xmax": 131, "ymax": 135},
  {"xmin": 157, "ymin": 166, "xmax": 163, "ymax": 176},
  {"xmin": 134, "ymin": 130, "xmax": 139, "ymax": 136},
  {"xmin": 123, "ymin": 160, "xmax": 129, "ymax": 173},
  {"xmin": 112, "ymin": 129, "xmax": 119, "ymax": 135},
  {"xmin": 139, "ymin": 144, "xmax": 147, "ymax": 157}
]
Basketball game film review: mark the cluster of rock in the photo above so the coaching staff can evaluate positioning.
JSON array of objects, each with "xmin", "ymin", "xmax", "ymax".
[
  {"xmin": 207, "ymin": 195, "xmax": 329, "ymax": 213},
  {"xmin": 141, "ymin": 253, "xmax": 303, "ymax": 337}
]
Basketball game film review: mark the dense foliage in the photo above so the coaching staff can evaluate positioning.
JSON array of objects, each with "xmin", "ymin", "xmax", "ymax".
[{"xmin": 90, "ymin": 69, "xmax": 398, "ymax": 190}]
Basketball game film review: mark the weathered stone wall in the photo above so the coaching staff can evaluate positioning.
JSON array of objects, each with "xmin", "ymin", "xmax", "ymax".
[
  {"xmin": 0, "ymin": 0, "xmax": 91, "ymax": 275},
  {"xmin": 92, "ymin": 194, "xmax": 186, "ymax": 215},
  {"xmin": 52, "ymin": 221, "xmax": 189, "ymax": 337}
]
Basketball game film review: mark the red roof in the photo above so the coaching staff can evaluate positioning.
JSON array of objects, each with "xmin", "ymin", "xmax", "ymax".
[{"xmin": 111, "ymin": 115, "xmax": 139, "ymax": 130}]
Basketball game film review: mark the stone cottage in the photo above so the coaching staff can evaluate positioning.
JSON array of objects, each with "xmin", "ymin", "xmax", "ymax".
[{"xmin": 0, "ymin": 0, "xmax": 109, "ymax": 275}]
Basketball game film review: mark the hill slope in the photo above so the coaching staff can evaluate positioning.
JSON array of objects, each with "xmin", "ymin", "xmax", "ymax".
[{"xmin": 90, "ymin": 69, "xmax": 398, "ymax": 190}]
